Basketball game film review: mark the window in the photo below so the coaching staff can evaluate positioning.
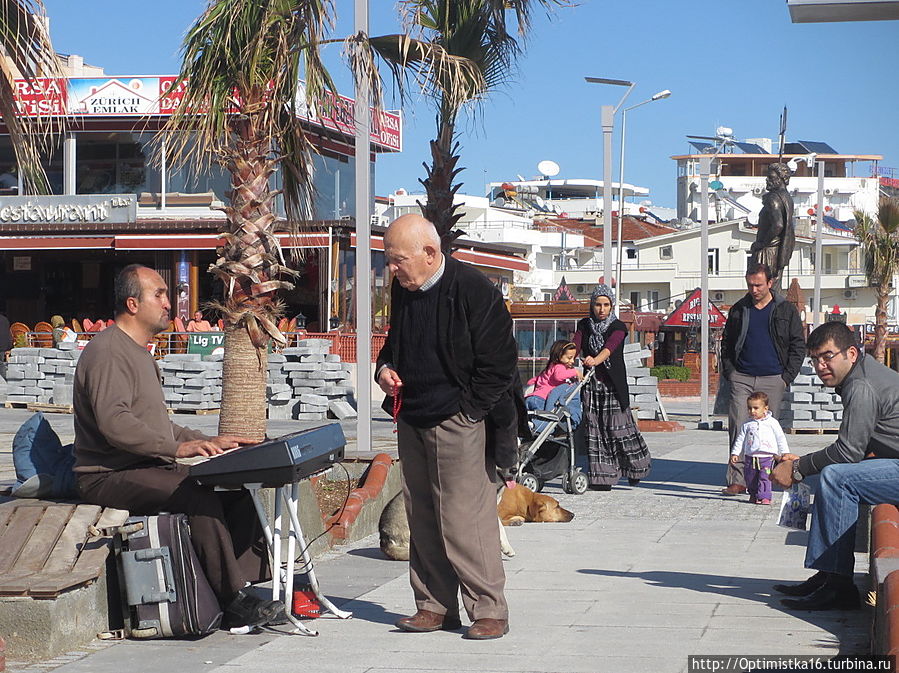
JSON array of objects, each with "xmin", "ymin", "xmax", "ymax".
[
  {"xmin": 626, "ymin": 248, "xmax": 637, "ymax": 260},
  {"xmin": 76, "ymin": 131, "xmax": 159, "ymax": 196},
  {"xmin": 660, "ymin": 245, "xmax": 673, "ymax": 260},
  {"xmin": 648, "ymin": 290, "xmax": 660, "ymax": 310},
  {"xmin": 824, "ymin": 252, "xmax": 833, "ymax": 274},
  {"xmin": 629, "ymin": 292, "xmax": 640, "ymax": 309},
  {"xmin": 708, "ymin": 248, "xmax": 720, "ymax": 275}
]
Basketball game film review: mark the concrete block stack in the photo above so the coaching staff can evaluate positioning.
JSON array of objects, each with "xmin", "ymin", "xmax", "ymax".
[
  {"xmin": 160, "ymin": 353, "xmax": 223, "ymax": 411},
  {"xmin": 4, "ymin": 345, "xmax": 78, "ymax": 406},
  {"xmin": 623, "ymin": 342, "xmax": 661, "ymax": 420},
  {"xmin": 779, "ymin": 360, "xmax": 842, "ymax": 431},
  {"xmin": 273, "ymin": 339, "xmax": 357, "ymax": 421}
]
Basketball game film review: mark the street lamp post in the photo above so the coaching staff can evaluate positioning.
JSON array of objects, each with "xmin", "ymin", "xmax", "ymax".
[
  {"xmin": 354, "ymin": 0, "xmax": 371, "ymax": 456},
  {"xmin": 585, "ymin": 77, "xmax": 634, "ymax": 290},
  {"xmin": 615, "ymin": 89, "xmax": 671, "ymax": 311}
]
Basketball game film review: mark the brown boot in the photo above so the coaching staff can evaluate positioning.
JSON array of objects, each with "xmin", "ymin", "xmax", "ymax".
[
  {"xmin": 463, "ymin": 618, "xmax": 509, "ymax": 640},
  {"xmin": 721, "ymin": 484, "xmax": 746, "ymax": 496},
  {"xmin": 395, "ymin": 609, "xmax": 462, "ymax": 632}
]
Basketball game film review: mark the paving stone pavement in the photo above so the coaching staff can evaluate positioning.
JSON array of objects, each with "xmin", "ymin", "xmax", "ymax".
[{"xmin": 0, "ymin": 401, "xmax": 872, "ymax": 673}]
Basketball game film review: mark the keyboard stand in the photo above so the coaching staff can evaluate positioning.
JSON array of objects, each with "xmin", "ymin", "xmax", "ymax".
[{"xmin": 244, "ymin": 482, "xmax": 353, "ymax": 636}]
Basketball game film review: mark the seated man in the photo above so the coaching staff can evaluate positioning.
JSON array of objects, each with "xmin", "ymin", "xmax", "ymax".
[
  {"xmin": 73, "ymin": 264, "xmax": 282, "ymax": 629},
  {"xmin": 187, "ymin": 310, "xmax": 213, "ymax": 332},
  {"xmin": 772, "ymin": 322, "xmax": 899, "ymax": 610}
]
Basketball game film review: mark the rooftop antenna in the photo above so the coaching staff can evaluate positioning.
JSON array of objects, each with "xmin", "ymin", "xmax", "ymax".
[{"xmin": 777, "ymin": 106, "xmax": 788, "ymax": 161}]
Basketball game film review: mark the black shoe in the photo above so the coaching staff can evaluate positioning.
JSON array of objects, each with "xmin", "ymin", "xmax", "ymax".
[
  {"xmin": 223, "ymin": 589, "xmax": 284, "ymax": 629},
  {"xmin": 773, "ymin": 571, "xmax": 828, "ymax": 597},
  {"xmin": 780, "ymin": 583, "xmax": 860, "ymax": 611},
  {"xmin": 266, "ymin": 607, "xmax": 290, "ymax": 626},
  {"xmin": 628, "ymin": 479, "xmax": 640, "ymax": 487},
  {"xmin": 589, "ymin": 484, "xmax": 612, "ymax": 491}
]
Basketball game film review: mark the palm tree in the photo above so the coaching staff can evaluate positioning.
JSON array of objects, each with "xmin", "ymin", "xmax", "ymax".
[
  {"xmin": 854, "ymin": 197, "xmax": 899, "ymax": 363},
  {"xmin": 0, "ymin": 0, "xmax": 64, "ymax": 193},
  {"xmin": 164, "ymin": 0, "xmax": 479, "ymax": 439},
  {"xmin": 398, "ymin": 0, "xmax": 567, "ymax": 252}
]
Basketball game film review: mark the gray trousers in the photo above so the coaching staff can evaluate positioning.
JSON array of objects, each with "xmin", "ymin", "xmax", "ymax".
[
  {"xmin": 726, "ymin": 371, "xmax": 787, "ymax": 487},
  {"xmin": 397, "ymin": 412, "xmax": 508, "ymax": 622}
]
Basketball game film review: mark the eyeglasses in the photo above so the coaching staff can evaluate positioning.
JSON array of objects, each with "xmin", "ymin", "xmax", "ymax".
[{"xmin": 807, "ymin": 348, "xmax": 849, "ymax": 366}]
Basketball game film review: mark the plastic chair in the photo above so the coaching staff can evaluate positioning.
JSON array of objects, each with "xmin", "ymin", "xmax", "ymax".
[
  {"xmin": 33, "ymin": 321, "xmax": 54, "ymax": 348},
  {"xmin": 10, "ymin": 322, "xmax": 30, "ymax": 348},
  {"xmin": 82, "ymin": 318, "xmax": 94, "ymax": 331},
  {"xmin": 287, "ymin": 317, "xmax": 297, "ymax": 333},
  {"xmin": 277, "ymin": 317, "xmax": 289, "ymax": 332},
  {"xmin": 87, "ymin": 320, "xmax": 105, "ymax": 333},
  {"xmin": 71, "ymin": 318, "xmax": 82, "ymax": 333}
]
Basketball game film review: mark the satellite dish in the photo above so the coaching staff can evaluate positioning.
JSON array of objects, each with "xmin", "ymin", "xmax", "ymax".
[{"xmin": 537, "ymin": 160, "xmax": 560, "ymax": 177}]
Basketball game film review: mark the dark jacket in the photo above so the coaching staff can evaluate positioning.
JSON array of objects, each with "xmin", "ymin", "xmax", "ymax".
[
  {"xmin": 797, "ymin": 353, "xmax": 899, "ymax": 477},
  {"xmin": 720, "ymin": 293, "xmax": 805, "ymax": 386},
  {"xmin": 376, "ymin": 256, "xmax": 527, "ymax": 468},
  {"xmin": 575, "ymin": 317, "xmax": 631, "ymax": 411}
]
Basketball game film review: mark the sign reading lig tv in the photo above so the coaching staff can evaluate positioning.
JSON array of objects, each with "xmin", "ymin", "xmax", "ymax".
[{"xmin": 12, "ymin": 76, "xmax": 401, "ymax": 152}]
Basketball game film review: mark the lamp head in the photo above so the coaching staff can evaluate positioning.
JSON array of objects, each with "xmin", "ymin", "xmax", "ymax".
[
  {"xmin": 651, "ymin": 89, "xmax": 672, "ymax": 101},
  {"xmin": 585, "ymin": 76, "xmax": 633, "ymax": 87}
]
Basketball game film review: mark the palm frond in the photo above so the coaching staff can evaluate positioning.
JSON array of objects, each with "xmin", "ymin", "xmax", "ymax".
[{"xmin": 0, "ymin": 0, "xmax": 65, "ymax": 193}]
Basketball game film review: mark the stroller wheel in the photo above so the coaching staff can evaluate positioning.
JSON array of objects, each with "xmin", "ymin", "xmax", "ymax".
[
  {"xmin": 567, "ymin": 470, "xmax": 589, "ymax": 495},
  {"xmin": 518, "ymin": 473, "xmax": 542, "ymax": 493}
]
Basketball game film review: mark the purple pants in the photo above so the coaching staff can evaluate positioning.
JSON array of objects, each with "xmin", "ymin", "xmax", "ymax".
[{"xmin": 743, "ymin": 454, "xmax": 775, "ymax": 501}]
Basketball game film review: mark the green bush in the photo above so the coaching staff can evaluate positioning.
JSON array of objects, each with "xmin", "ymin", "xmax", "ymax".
[{"xmin": 650, "ymin": 365, "xmax": 691, "ymax": 381}]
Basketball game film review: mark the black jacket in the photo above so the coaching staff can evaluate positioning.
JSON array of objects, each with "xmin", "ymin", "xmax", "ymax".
[
  {"xmin": 576, "ymin": 317, "xmax": 631, "ymax": 410},
  {"xmin": 720, "ymin": 292, "xmax": 805, "ymax": 385},
  {"xmin": 376, "ymin": 256, "xmax": 527, "ymax": 468}
]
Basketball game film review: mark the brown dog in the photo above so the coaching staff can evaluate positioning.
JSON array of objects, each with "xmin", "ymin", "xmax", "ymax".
[{"xmin": 497, "ymin": 485, "xmax": 574, "ymax": 526}]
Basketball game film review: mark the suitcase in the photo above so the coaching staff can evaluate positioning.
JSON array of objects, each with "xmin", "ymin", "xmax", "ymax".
[{"xmin": 113, "ymin": 514, "xmax": 223, "ymax": 638}]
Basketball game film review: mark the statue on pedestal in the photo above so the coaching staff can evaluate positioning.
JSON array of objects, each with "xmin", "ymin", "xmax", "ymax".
[{"xmin": 749, "ymin": 162, "xmax": 795, "ymax": 290}]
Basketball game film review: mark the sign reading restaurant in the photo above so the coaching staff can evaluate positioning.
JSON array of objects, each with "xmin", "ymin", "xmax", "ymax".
[
  {"xmin": 12, "ymin": 76, "xmax": 402, "ymax": 152},
  {"xmin": 0, "ymin": 194, "xmax": 137, "ymax": 225}
]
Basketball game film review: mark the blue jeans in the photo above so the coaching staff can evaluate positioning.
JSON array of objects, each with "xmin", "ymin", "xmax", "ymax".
[{"xmin": 806, "ymin": 459, "xmax": 899, "ymax": 576}]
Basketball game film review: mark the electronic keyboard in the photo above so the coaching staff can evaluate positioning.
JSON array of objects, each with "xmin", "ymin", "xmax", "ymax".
[{"xmin": 189, "ymin": 423, "xmax": 345, "ymax": 488}]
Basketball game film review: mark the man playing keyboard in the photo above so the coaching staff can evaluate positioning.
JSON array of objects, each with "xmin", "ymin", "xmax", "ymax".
[{"xmin": 73, "ymin": 264, "xmax": 284, "ymax": 629}]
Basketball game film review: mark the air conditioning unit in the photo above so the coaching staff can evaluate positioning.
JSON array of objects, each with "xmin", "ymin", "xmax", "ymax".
[
  {"xmin": 843, "ymin": 289, "xmax": 858, "ymax": 300},
  {"xmin": 576, "ymin": 285, "xmax": 585, "ymax": 293},
  {"xmin": 712, "ymin": 291, "xmax": 726, "ymax": 302},
  {"xmin": 823, "ymin": 187, "xmax": 836, "ymax": 196},
  {"xmin": 752, "ymin": 186, "xmax": 765, "ymax": 195},
  {"xmin": 727, "ymin": 243, "xmax": 741, "ymax": 252}
]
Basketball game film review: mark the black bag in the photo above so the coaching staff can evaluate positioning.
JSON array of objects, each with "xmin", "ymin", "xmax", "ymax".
[{"xmin": 113, "ymin": 514, "xmax": 222, "ymax": 638}]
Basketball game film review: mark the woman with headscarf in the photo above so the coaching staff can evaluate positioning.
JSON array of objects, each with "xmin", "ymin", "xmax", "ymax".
[{"xmin": 574, "ymin": 285, "xmax": 651, "ymax": 490}]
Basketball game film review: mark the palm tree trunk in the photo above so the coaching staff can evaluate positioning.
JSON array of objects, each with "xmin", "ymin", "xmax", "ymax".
[
  {"xmin": 218, "ymin": 326, "xmax": 268, "ymax": 440},
  {"xmin": 874, "ymin": 289, "xmax": 889, "ymax": 363}
]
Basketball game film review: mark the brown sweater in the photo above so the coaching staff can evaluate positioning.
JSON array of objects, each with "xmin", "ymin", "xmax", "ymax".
[{"xmin": 73, "ymin": 325, "xmax": 208, "ymax": 473}]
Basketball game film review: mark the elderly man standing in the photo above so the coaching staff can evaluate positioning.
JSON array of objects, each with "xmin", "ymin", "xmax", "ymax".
[
  {"xmin": 719, "ymin": 262, "xmax": 805, "ymax": 496},
  {"xmin": 376, "ymin": 214, "xmax": 522, "ymax": 640},
  {"xmin": 773, "ymin": 322, "xmax": 899, "ymax": 610}
]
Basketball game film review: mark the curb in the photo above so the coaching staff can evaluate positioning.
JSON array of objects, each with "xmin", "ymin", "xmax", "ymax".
[{"xmin": 324, "ymin": 453, "xmax": 396, "ymax": 541}]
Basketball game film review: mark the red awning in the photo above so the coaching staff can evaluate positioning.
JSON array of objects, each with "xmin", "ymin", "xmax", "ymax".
[{"xmin": 350, "ymin": 233, "xmax": 529, "ymax": 272}]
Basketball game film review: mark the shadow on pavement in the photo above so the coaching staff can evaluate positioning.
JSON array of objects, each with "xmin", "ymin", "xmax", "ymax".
[{"xmin": 578, "ymin": 567, "xmax": 867, "ymax": 653}]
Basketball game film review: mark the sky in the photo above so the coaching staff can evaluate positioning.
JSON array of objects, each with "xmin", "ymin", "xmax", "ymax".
[{"xmin": 42, "ymin": 0, "xmax": 899, "ymax": 209}]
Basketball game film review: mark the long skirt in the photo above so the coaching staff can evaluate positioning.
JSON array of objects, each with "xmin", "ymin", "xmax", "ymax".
[{"xmin": 582, "ymin": 374, "xmax": 651, "ymax": 486}]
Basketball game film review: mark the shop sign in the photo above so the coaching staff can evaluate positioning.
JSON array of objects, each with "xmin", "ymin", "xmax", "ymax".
[
  {"xmin": 0, "ymin": 194, "xmax": 137, "ymax": 225},
  {"xmin": 187, "ymin": 332, "xmax": 225, "ymax": 357},
  {"xmin": 14, "ymin": 76, "xmax": 402, "ymax": 152},
  {"xmin": 662, "ymin": 288, "xmax": 727, "ymax": 327}
]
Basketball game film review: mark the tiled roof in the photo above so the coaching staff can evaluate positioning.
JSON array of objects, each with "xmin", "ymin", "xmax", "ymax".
[{"xmin": 536, "ymin": 216, "xmax": 676, "ymax": 248}]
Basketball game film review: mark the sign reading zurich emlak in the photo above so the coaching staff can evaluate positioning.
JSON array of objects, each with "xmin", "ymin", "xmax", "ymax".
[{"xmin": 0, "ymin": 194, "xmax": 137, "ymax": 225}]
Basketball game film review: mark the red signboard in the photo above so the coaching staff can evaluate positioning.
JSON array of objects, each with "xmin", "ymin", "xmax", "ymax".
[
  {"xmin": 662, "ymin": 288, "xmax": 727, "ymax": 327},
  {"xmin": 10, "ymin": 76, "xmax": 401, "ymax": 152}
]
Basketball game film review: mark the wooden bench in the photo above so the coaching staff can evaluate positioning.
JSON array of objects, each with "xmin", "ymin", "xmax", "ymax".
[
  {"xmin": 0, "ymin": 498, "xmax": 129, "ymax": 661},
  {"xmin": 0, "ymin": 499, "xmax": 128, "ymax": 598}
]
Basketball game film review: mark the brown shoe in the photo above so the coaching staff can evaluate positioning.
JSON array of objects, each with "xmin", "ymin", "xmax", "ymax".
[
  {"xmin": 463, "ymin": 618, "xmax": 509, "ymax": 640},
  {"xmin": 396, "ymin": 609, "xmax": 462, "ymax": 632},
  {"xmin": 721, "ymin": 484, "xmax": 746, "ymax": 496}
]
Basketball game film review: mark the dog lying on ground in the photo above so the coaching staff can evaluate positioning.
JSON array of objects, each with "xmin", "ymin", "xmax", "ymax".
[
  {"xmin": 379, "ymin": 485, "xmax": 573, "ymax": 561},
  {"xmin": 379, "ymin": 491, "xmax": 517, "ymax": 561},
  {"xmin": 497, "ymin": 484, "xmax": 575, "ymax": 526}
]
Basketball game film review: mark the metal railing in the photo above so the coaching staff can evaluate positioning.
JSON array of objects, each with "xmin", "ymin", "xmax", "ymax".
[{"xmin": 21, "ymin": 330, "xmax": 388, "ymax": 363}]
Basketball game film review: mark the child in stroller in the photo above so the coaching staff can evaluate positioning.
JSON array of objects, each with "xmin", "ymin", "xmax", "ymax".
[{"xmin": 517, "ymin": 341, "xmax": 593, "ymax": 495}]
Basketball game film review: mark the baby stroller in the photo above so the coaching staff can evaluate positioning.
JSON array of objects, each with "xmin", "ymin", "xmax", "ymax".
[{"xmin": 515, "ymin": 367, "xmax": 595, "ymax": 495}]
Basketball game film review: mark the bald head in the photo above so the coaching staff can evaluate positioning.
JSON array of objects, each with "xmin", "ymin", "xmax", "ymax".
[{"xmin": 384, "ymin": 214, "xmax": 443, "ymax": 291}]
